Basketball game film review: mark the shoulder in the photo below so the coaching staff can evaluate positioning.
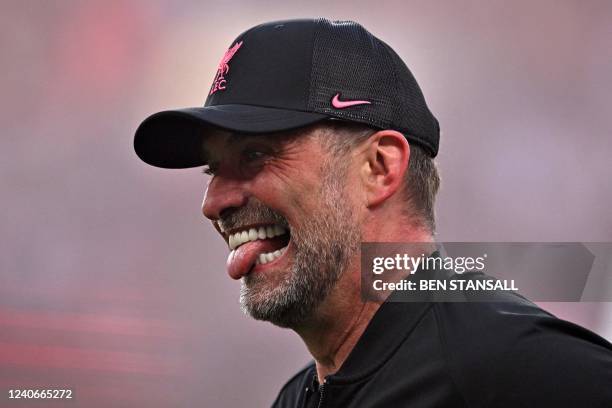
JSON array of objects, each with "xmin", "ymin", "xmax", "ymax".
[
  {"xmin": 270, "ymin": 361, "xmax": 315, "ymax": 408},
  {"xmin": 432, "ymin": 295, "xmax": 612, "ymax": 407},
  {"xmin": 433, "ymin": 291, "xmax": 612, "ymax": 356}
]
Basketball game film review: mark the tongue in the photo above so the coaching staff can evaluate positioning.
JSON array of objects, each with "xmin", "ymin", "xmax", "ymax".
[{"xmin": 227, "ymin": 236, "xmax": 288, "ymax": 280}]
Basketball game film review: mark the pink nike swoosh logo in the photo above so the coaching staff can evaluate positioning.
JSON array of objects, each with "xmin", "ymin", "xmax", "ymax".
[{"xmin": 331, "ymin": 93, "xmax": 371, "ymax": 109}]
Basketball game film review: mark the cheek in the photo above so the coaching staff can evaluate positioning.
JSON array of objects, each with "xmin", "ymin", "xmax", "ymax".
[
  {"xmin": 343, "ymin": 172, "xmax": 364, "ymax": 206},
  {"xmin": 253, "ymin": 165, "xmax": 323, "ymax": 216}
]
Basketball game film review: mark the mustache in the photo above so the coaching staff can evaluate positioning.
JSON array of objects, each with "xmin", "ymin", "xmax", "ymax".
[{"xmin": 217, "ymin": 199, "xmax": 288, "ymax": 232}]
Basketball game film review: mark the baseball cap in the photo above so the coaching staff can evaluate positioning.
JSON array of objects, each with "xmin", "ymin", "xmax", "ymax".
[{"xmin": 134, "ymin": 18, "xmax": 440, "ymax": 168}]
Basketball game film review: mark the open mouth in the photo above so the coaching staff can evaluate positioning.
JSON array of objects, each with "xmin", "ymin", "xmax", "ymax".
[{"xmin": 225, "ymin": 224, "xmax": 291, "ymax": 279}]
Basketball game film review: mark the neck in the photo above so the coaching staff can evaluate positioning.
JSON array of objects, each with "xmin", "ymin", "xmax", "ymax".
[
  {"xmin": 294, "ymin": 279, "xmax": 380, "ymax": 383},
  {"xmin": 293, "ymin": 211, "xmax": 433, "ymax": 384}
]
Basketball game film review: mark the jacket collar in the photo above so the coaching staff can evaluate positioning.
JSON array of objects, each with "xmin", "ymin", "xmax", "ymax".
[
  {"xmin": 323, "ymin": 250, "xmax": 452, "ymax": 384},
  {"xmin": 326, "ymin": 296, "xmax": 432, "ymax": 384}
]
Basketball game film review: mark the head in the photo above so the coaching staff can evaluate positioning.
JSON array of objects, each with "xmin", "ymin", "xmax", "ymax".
[
  {"xmin": 134, "ymin": 18, "xmax": 441, "ymax": 329},
  {"xmin": 201, "ymin": 121, "xmax": 439, "ymax": 328}
]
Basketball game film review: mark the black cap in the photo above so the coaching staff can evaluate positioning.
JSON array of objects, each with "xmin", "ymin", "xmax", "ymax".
[{"xmin": 134, "ymin": 18, "xmax": 440, "ymax": 168}]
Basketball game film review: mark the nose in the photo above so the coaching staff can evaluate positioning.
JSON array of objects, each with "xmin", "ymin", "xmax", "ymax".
[{"xmin": 202, "ymin": 175, "xmax": 249, "ymax": 221}]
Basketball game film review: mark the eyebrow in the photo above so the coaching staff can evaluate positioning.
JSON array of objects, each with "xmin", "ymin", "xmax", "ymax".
[
  {"xmin": 228, "ymin": 132, "xmax": 261, "ymax": 142},
  {"xmin": 201, "ymin": 132, "xmax": 261, "ymax": 164}
]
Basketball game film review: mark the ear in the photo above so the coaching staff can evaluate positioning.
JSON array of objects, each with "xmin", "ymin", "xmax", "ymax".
[{"xmin": 359, "ymin": 130, "xmax": 410, "ymax": 208}]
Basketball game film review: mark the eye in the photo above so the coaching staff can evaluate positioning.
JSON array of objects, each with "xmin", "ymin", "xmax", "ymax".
[{"xmin": 243, "ymin": 148, "xmax": 267, "ymax": 162}]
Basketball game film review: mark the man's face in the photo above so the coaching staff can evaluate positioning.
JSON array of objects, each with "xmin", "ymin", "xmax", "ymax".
[{"xmin": 201, "ymin": 126, "xmax": 361, "ymax": 328}]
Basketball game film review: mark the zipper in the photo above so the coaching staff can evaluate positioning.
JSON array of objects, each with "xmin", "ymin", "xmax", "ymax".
[{"xmin": 317, "ymin": 379, "xmax": 327, "ymax": 408}]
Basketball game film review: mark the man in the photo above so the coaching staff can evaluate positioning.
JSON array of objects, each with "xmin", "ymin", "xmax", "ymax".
[{"xmin": 134, "ymin": 18, "xmax": 612, "ymax": 407}]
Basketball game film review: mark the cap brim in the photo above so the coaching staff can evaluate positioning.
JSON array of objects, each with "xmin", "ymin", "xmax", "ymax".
[{"xmin": 134, "ymin": 104, "xmax": 328, "ymax": 169}]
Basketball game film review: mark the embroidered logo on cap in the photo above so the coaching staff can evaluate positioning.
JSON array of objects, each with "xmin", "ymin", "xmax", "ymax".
[
  {"xmin": 331, "ymin": 93, "xmax": 371, "ymax": 109},
  {"xmin": 209, "ymin": 41, "xmax": 243, "ymax": 95}
]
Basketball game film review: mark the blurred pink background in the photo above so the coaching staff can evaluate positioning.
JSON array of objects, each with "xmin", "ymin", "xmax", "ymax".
[{"xmin": 1, "ymin": 1, "xmax": 611, "ymax": 406}]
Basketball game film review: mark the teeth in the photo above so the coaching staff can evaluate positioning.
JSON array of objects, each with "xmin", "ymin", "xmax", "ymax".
[
  {"xmin": 228, "ymin": 224, "xmax": 288, "ymax": 250},
  {"xmin": 257, "ymin": 227, "xmax": 266, "ymax": 239},
  {"xmin": 256, "ymin": 246, "xmax": 287, "ymax": 265}
]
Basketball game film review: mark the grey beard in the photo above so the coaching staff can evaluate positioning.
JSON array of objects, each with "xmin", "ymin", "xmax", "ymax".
[{"xmin": 239, "ymin": 165, "xmax": 360, "ymax": 328}]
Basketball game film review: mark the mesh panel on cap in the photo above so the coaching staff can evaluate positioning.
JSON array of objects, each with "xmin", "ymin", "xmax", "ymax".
[
  {"xmin": 308, "ymin": 18, "xmax": 439, "ymax": 156},
  {"xmin": 308, "ymin": 19, "xmax": 396, "ymax": 127},
  {"xmin": 382, "ymin": 41, "xmax": 440, "ymax": 155}
]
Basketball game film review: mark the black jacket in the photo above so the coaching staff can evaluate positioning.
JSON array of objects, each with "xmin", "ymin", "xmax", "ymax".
[{"xmin": 271, "ymin": 285, "xmax": 612, "ymax": 407}]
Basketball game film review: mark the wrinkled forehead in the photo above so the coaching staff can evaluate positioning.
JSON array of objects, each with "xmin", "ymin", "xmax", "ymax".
[{"xmin": 200, "ymin": 124, "xmax": 321, "ymax": 164}]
